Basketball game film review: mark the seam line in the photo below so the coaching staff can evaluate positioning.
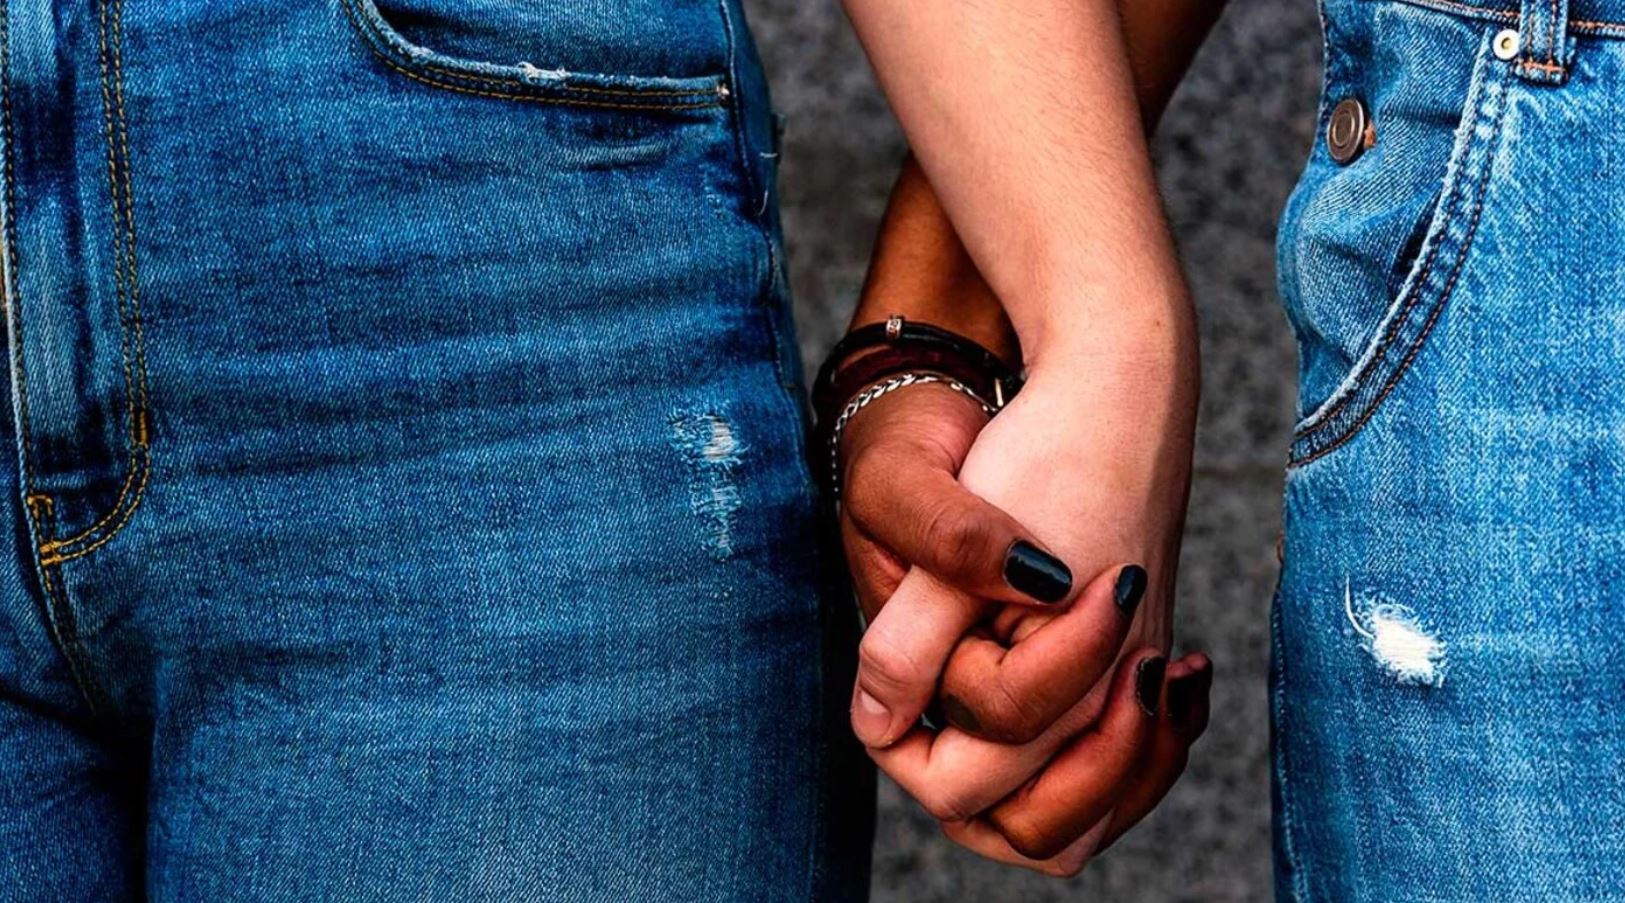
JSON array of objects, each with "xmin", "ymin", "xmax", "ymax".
[
  {"xmin": 1290, "ymin": 68, "xmax": 1508, "ymax": 467},
  {"xmin": 338, "ymin": 0, "xmax": 725, "ymax": 111}
]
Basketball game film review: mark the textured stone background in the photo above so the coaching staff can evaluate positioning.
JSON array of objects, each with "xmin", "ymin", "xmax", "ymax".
[{"xmin": 743, "ymin": 1, "xmax": 1323, "ymax": 899}]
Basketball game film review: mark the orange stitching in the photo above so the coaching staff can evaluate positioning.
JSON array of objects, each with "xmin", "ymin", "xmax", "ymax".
[
  {"xmin": 1398, "ymin": 0, "xmax": 1625, "ymax": 34},
  {"xmin": 37, "ymin": 450, "xmax": 150, "ymax": 559},
  {"xmin": 45, "ymin": 0, "xmax": 151, "ymax": 557},
  {"xmin": 1549, "ymin": 0, "xmax": 1560, "ymax": 65},
  {"xmin": 1292, "ymin": 76, "xmax": 1507, "ymax": 467},
  {"xmin": 1574, "ymin": 17, "xmax": 1625, "ymax": 33},
  {"xmin": 32, "ymin": 488, "xmax": 110, "ymax": 715},
  {"xmin": 340, "ymin": 0, "xmax": 726, "ymax": 108},
  {"xmin": 39, "ymin": 451, "xmax": 150, "ymax": 565},
  {"xmin": 1517, "ymin": 58, "xmax": 1569, "ymax": 72}
]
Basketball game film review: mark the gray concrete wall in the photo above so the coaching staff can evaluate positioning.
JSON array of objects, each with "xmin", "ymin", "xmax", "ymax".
[{"xmin": 744, "ymin": 2, "xmax": 1323, "ymax": 899}]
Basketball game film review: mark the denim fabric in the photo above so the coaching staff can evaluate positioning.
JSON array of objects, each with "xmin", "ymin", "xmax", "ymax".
[
  {"xmin": 0, "ymin": 1, "xmax": 872, "ymax": 900},
  {"xmin": 1274, "ymin": 0, "xmax": 1625, "ymax": 898}
]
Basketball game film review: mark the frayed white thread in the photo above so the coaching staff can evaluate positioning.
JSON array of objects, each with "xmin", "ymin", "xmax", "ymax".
[
  {"xmin": 670, "ymin": 412, "xmax": 745, "ymax": 560},
  {"xmin": 518, "ymin": 62, "xmax": 568, "ymax": 83},
  {"xmin": 1344, "ymin": 579, "xmax": 1446, "ymax": 687},
  {"xmin": 700, "ymin": 418, "xmax": 737, "ymax": 463}
]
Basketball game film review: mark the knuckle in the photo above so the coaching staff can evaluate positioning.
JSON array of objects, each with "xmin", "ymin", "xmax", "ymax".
[
  {"xmin": 920, "ymin": 499, "xmax": 994, "ymax": 570},
  {"xmin": 920, "ymin": 785, "xmax": 978, "ymax": 824},
  {"xmin": 857, "ymin": 631, "xmax": 932, "ymax": 696},
  {"xmin": 991, "ymin": 810, "xmax": 1070, "ymax": 862},
  {"xmin": 974, "ymin": 679, "xmax": 1050, "ymax": 745}
]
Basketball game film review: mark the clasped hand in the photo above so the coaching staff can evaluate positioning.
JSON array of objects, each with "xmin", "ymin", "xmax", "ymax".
[{"xmin": 839, "ymin": 367, "xmax": 1211, "ymax": 876}]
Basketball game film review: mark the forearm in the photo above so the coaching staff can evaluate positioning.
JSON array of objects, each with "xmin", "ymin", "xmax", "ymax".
[
  {"xmin": 847, "ymin": 0, "xmax": 1223, "ymax": 366},
  {"xmin": 841, "ymin": 0, "xmax": 1212, "ymax": 368},
  {"xmin": 848, "ymin": 156, "xmax": 1020, "ymax": 364}
]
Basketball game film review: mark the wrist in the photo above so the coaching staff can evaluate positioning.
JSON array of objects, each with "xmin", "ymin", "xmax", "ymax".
[
  {"xmin": 1018, "ymin": 281, "xmax": 1198, "ymax": 380},
  {"xmin": 849, "ymin": 295, "xmax": 1018, "ymax": 368}
]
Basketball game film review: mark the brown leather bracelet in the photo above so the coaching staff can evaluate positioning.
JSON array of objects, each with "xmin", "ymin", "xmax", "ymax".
[
  {"xmin": 809, "ymin": 316, "xmax": 1024, "ymax": 489},
  {"xmin": 811, "ymin": 315, "xmax": 1022, "ymax": 420}
]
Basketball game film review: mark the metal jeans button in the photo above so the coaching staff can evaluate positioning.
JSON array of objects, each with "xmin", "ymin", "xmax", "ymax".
[
  {"xmin": 1327, "ymin": 97, "xmax": 1373, "ymax": 165},
  {"xmin": 1493, "ymin": 29, "xmax": 1522, "ymax": 61}
]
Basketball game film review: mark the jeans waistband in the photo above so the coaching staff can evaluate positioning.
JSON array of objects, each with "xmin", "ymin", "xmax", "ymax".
[{"xmin": 1392, "ymin": 0, "xmax": 1625, "ymax": 38}]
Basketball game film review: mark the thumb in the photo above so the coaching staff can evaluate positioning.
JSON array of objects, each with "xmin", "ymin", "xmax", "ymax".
[
  {"xmin": 844, "ymin": 444, "xmax": 1074, "ymax": 607},
  {"xmin": 850, "ymin": 569, "xmax": 986, "ymax": 747}
]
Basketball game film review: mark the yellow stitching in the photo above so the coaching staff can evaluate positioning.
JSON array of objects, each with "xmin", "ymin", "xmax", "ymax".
[
  {"xmin": 36, "ymin": 453, "xmax": 147, "ymax": 555},
  {"xmin": 338, "ymin": 0, "xmax": 723, "ymax": 110},
  {"xmin": 342, "ymin": 0, "xmax": 724, "ymax": 99},
  {"xmin": 38, "ymin": 453, "xmax": 149, "ymax": 565},
  {"xmin": 42, "ymin": 0, "xmax": 151, "ymax": 557}
]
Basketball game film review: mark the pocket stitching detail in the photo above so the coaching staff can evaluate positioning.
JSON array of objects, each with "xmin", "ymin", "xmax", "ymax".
[
  {"xmin": 1287, "ymin": 32, "xmax": 1514, "ymax": 467},
  {"xmin": 338, "ymin": 0, "xmax": 728, "ymax": 112},
  {"xmin": 1288, "ymin": 38, "xmax": 1510, "ymax": 467}
]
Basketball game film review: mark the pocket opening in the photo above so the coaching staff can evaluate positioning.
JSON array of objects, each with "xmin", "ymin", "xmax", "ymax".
[
  {"xmin": 338, "ymin": 0, "xmax": 731, "ymax": 112},
  {"xmin": 1287, "ymin": 28, "xmax": 1512, "ymax": 466}
]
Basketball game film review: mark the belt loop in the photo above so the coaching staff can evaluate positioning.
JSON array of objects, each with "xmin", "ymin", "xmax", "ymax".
[{"xmin": 1516, "ymin": 0, "xmax": 1574, "ymax": 85}]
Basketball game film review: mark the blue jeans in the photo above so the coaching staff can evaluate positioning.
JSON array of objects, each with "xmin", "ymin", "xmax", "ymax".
[
  {"xmin": 0, "ymin": 1, "xmax": 872, "ymax": 899},
  {"xmin": 1275, "ymin": 0, "xmax": 1625, "ymax": 897}
]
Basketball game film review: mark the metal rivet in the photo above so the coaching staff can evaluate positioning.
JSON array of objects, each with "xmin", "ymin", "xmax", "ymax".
[
  {"xmin": 1493, "ymin": 29, "xmax": 1521, "ymax": 61},
  {"xmin": 1327, "ymin": 97, "xmax": 1373, "ymax": 165}
]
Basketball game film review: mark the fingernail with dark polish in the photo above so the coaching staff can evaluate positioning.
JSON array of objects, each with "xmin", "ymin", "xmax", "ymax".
[
  {"xmin": 1136, "ymin": 657, "xmax": 1167, "ymax": 716},
  {"xmin": 1114, "ymin": 565, "xmax": 1148, "ymax": 617},
  {"xmin": 1004, "ymin": 541, "xmax": 1072, "ymax": 604}
]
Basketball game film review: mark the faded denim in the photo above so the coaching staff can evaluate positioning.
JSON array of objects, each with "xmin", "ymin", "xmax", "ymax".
[
  {"xmin": 0, "ymin": 1, "xmax": 872, "ymax": 900},
  {"xmin": 1274, "ymin": 0, "xmax": 1625, "ymax": 898}
]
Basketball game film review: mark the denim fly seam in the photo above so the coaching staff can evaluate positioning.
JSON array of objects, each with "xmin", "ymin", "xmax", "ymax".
[
  {"xmin": 43, "ymin": 0, "xmax": 153, "ymax": 567},
  {"xmin": 0, "ymin": 0, "xmax": 152, "ymax": 719}
]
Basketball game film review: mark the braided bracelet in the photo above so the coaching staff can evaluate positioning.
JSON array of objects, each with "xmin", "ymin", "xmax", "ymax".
[{"xmin": 824, "ymin": 371, "xmax": 997, "ymax": 498}]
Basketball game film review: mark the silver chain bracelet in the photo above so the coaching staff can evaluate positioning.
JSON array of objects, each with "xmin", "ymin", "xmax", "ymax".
[{"xmin": 826, "ymin": 371, "xmax": 997, "ymax": 498}]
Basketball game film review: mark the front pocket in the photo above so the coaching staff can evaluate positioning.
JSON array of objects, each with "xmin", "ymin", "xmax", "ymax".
[
  {"xmin": 1285, "ymin": 24, "xmax": 1512, "ymax": 467},
  {"xmin": 338, "ymin": 0, "xmax": 731, "ymax": 112}
]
